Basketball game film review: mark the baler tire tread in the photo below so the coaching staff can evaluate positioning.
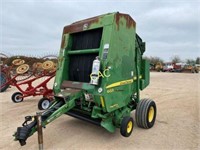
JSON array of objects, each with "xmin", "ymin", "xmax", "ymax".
[
  {"xmin": 140, "ymin": 99, "xmax": 149, "ymax": 127},
  {"xmin": 135, "ymin": 99, "xmax": 156, "ymax": 129},
  {"xmin": 136, "ymin": 98, "xmax": 148, "ymax": 127},
  {"xmin": 141, "ymin": 99, "xmax": 152, "ymax": 128},
  {"xmin": 120, "ymin": 116, "xmax": 134, "ymax": 137}
]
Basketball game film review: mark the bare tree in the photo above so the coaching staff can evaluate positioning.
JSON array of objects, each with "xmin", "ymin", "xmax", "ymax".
[
  {"xmin": 143, "ymin": 56, "xmax": 150, "ymax": 62},
  {"xmin": 171, "ymin": 55, "xmax": 181, "ymax": 63},
  {"xmin": 196, "ymin": 57, "xmax": 200, "ymax": 64},
  {"xmin": 186, "ymin": 59, "xmax": 195, "ymax": 65},
  {"xmin": 143, "ymin": 56, "xmax": 164, "ymax": 65}
]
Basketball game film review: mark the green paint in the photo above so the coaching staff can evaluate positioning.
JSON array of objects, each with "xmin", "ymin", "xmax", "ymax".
[{"xmin": 14, "ymin": 12, "xmax": 150, "ymax": 143}]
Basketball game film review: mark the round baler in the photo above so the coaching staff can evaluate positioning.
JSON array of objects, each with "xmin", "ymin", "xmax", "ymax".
[{"xmin": 14, "ymin": 12, "xmax": 157, "ymax": 147}]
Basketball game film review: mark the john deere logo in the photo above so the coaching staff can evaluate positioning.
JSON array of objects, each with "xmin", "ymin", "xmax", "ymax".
[{"xmin": 83, "ymin": 23, "xmax": 88, "ymax": 30}]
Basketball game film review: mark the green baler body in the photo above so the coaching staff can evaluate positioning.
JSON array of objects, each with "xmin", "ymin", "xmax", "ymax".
[
  {"xmin": 53, "ymin": 12, "xmax": 149, "ymax": 132},
  {"xmin": 13, "ymin": 13, "xmax": 151, "ymax": 146}
]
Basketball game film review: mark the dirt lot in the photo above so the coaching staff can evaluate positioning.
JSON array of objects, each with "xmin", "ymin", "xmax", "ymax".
[{"xmin": 0, "ymin": 72, "xmax": 199, "ymax": 150}]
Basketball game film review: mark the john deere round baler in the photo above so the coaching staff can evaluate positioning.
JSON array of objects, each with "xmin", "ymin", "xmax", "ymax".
[{"xmin": 14, "ymin": 12, "xmax": 157, "ymax": 146}]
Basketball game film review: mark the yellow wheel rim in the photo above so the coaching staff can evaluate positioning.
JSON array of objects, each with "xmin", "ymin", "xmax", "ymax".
[
  {"xmin": 42, "ymin": 61, "xmax": 54, "ymax": 70},
  {"xmin": 12, "ymin": 59, "xmax": 25, "ymax": 66},
  {"xmin": 148, "ymin": 106, "xmax": 155, "ymax": 122},
  {"xmin": 16, "ymin": 64, "xmax": 29, "ymax": 74},
  {"xmin": 126, "ymin": 121, "xmax": 133, "ymax": 133},
  {"xmin": 33, "ymin": 62, "xmax": 43, "ymax": 69},
  {"xmin": 50, "ymin": 63, "xmax": 57, "ymax": 72}
]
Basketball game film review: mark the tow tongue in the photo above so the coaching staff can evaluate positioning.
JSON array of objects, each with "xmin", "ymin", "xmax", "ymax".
[
  {"xmin": 14, "ymin": 116, "xmax": 37, "ymax": 146},
  {"xmin": 14, "ymin": 89, "xmax": 82, "ymax": 147}
]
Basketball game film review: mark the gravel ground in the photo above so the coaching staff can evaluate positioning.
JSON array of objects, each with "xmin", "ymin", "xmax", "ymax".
[{"xmin": 0, "ymin": 72, "xmax": 199, "ymax": 150}]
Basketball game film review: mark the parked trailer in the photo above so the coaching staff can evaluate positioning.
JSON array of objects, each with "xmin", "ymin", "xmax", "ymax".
[{"xmin": 14, "ymin": 12, "xmax": 157, "ymax": 147}]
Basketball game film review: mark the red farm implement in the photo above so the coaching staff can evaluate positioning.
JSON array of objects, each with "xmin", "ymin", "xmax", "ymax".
[{"xmin": 0, "ymin": 59, "xmax": 56, "ymax": 110}]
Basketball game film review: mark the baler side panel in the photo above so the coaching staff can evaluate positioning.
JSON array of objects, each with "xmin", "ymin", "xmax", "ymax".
[
  {"xmin": 140, "ymin": 59, "xmax": 150, "ymax": 90},
  {"xmin": 102, "ymin": 13, "xmax": 136, "ymax": 112},
  {"xmin": 135, "ymin": 34, "xmax": 149, "ymax": 91},
  {"xmin": 53, "ymin": 34, "xmax": 71, "ymax": 94},
  {"xmin": 92, "ymin": 24, "xmax": 114, "ymax": 107}
]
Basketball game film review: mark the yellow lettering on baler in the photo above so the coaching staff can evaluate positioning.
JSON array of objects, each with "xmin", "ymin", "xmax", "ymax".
[
  {"xmin": 100, "ymin": 96, "xmax": 105, "ymax": 107},
  {"xmin": 106, "ymin": 75, "xmax": 142, "ymax": 89},
  {"xmin": 106, "ymin": 79, "xmax": 133, "ymax": 89}
]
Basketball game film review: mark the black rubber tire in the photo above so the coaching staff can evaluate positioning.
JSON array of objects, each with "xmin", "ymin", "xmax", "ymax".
[
  {"xmin": 191, "ymin": 69, "xmax": 195, "ymax": 73},
  {"xmin": 135, "ymin": 99, "xmax": 157, "ymax": 129},
  {"xmin": 11, "ymin": 92, "xmax": 23, "ymax": 103},
  {"xmin": 0, "ymin": 72, "xmax": 9, "ymax": 92},
  {"xmin": 120, "ymin": 116, "xmax": 134, "ymax": 137},
  {"xmin": 0, "ymin": 83, "xmax": 9, "ymax": 92},
  {"xmin": 38, "ymin": 98, "xmax": 50, "ymax": 110}
]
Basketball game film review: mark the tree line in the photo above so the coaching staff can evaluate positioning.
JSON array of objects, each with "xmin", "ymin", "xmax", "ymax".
[{"xmin": 143, "ymin": 56, "xmax": 200, "ymax": 65}]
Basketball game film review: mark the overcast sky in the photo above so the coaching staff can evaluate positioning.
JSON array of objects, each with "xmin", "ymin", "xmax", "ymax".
[{"xmin": 0, "ymin": 0, "xmax": 199, "ymax": 61}]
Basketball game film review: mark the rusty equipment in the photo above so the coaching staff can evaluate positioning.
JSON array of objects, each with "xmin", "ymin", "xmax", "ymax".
[
  {"xmin": 14, "ymin": 12, "xmax": 157, "ymax": 147},
  {"xmin": 10, "ymin": 70, "xmax": 55, "ymax": 110},
  {"xmin": 0, "ymin": 58, "xmax": 27, "ymax": 92},
  {"xmin": 16, "ymin": 64, "xmax": 30, "ymax": 74},
  {"xmin": 182, "ymin": 64, "xmax": 199, "ymax": 73},
  {"xmin": 12, "ymin": 59, "xmax": 25, "ymax": 66},
  {"xmin": 42, "ymin": 60, "xmax": 54, "ymax": 70},
  {"xmin": 0, "ymin": 61, "xmax": 56, "ymax": 110},
  {"xmin": 10, "ymin": 63, "xmax": 56, "ymax": 110},
  {"xmin": 155, "ymin": 62, "xmax": 163, "ymax": 72},
  {"xmin": 32, "ymin": 61, "xmax": 56, "ymax": 77}
]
